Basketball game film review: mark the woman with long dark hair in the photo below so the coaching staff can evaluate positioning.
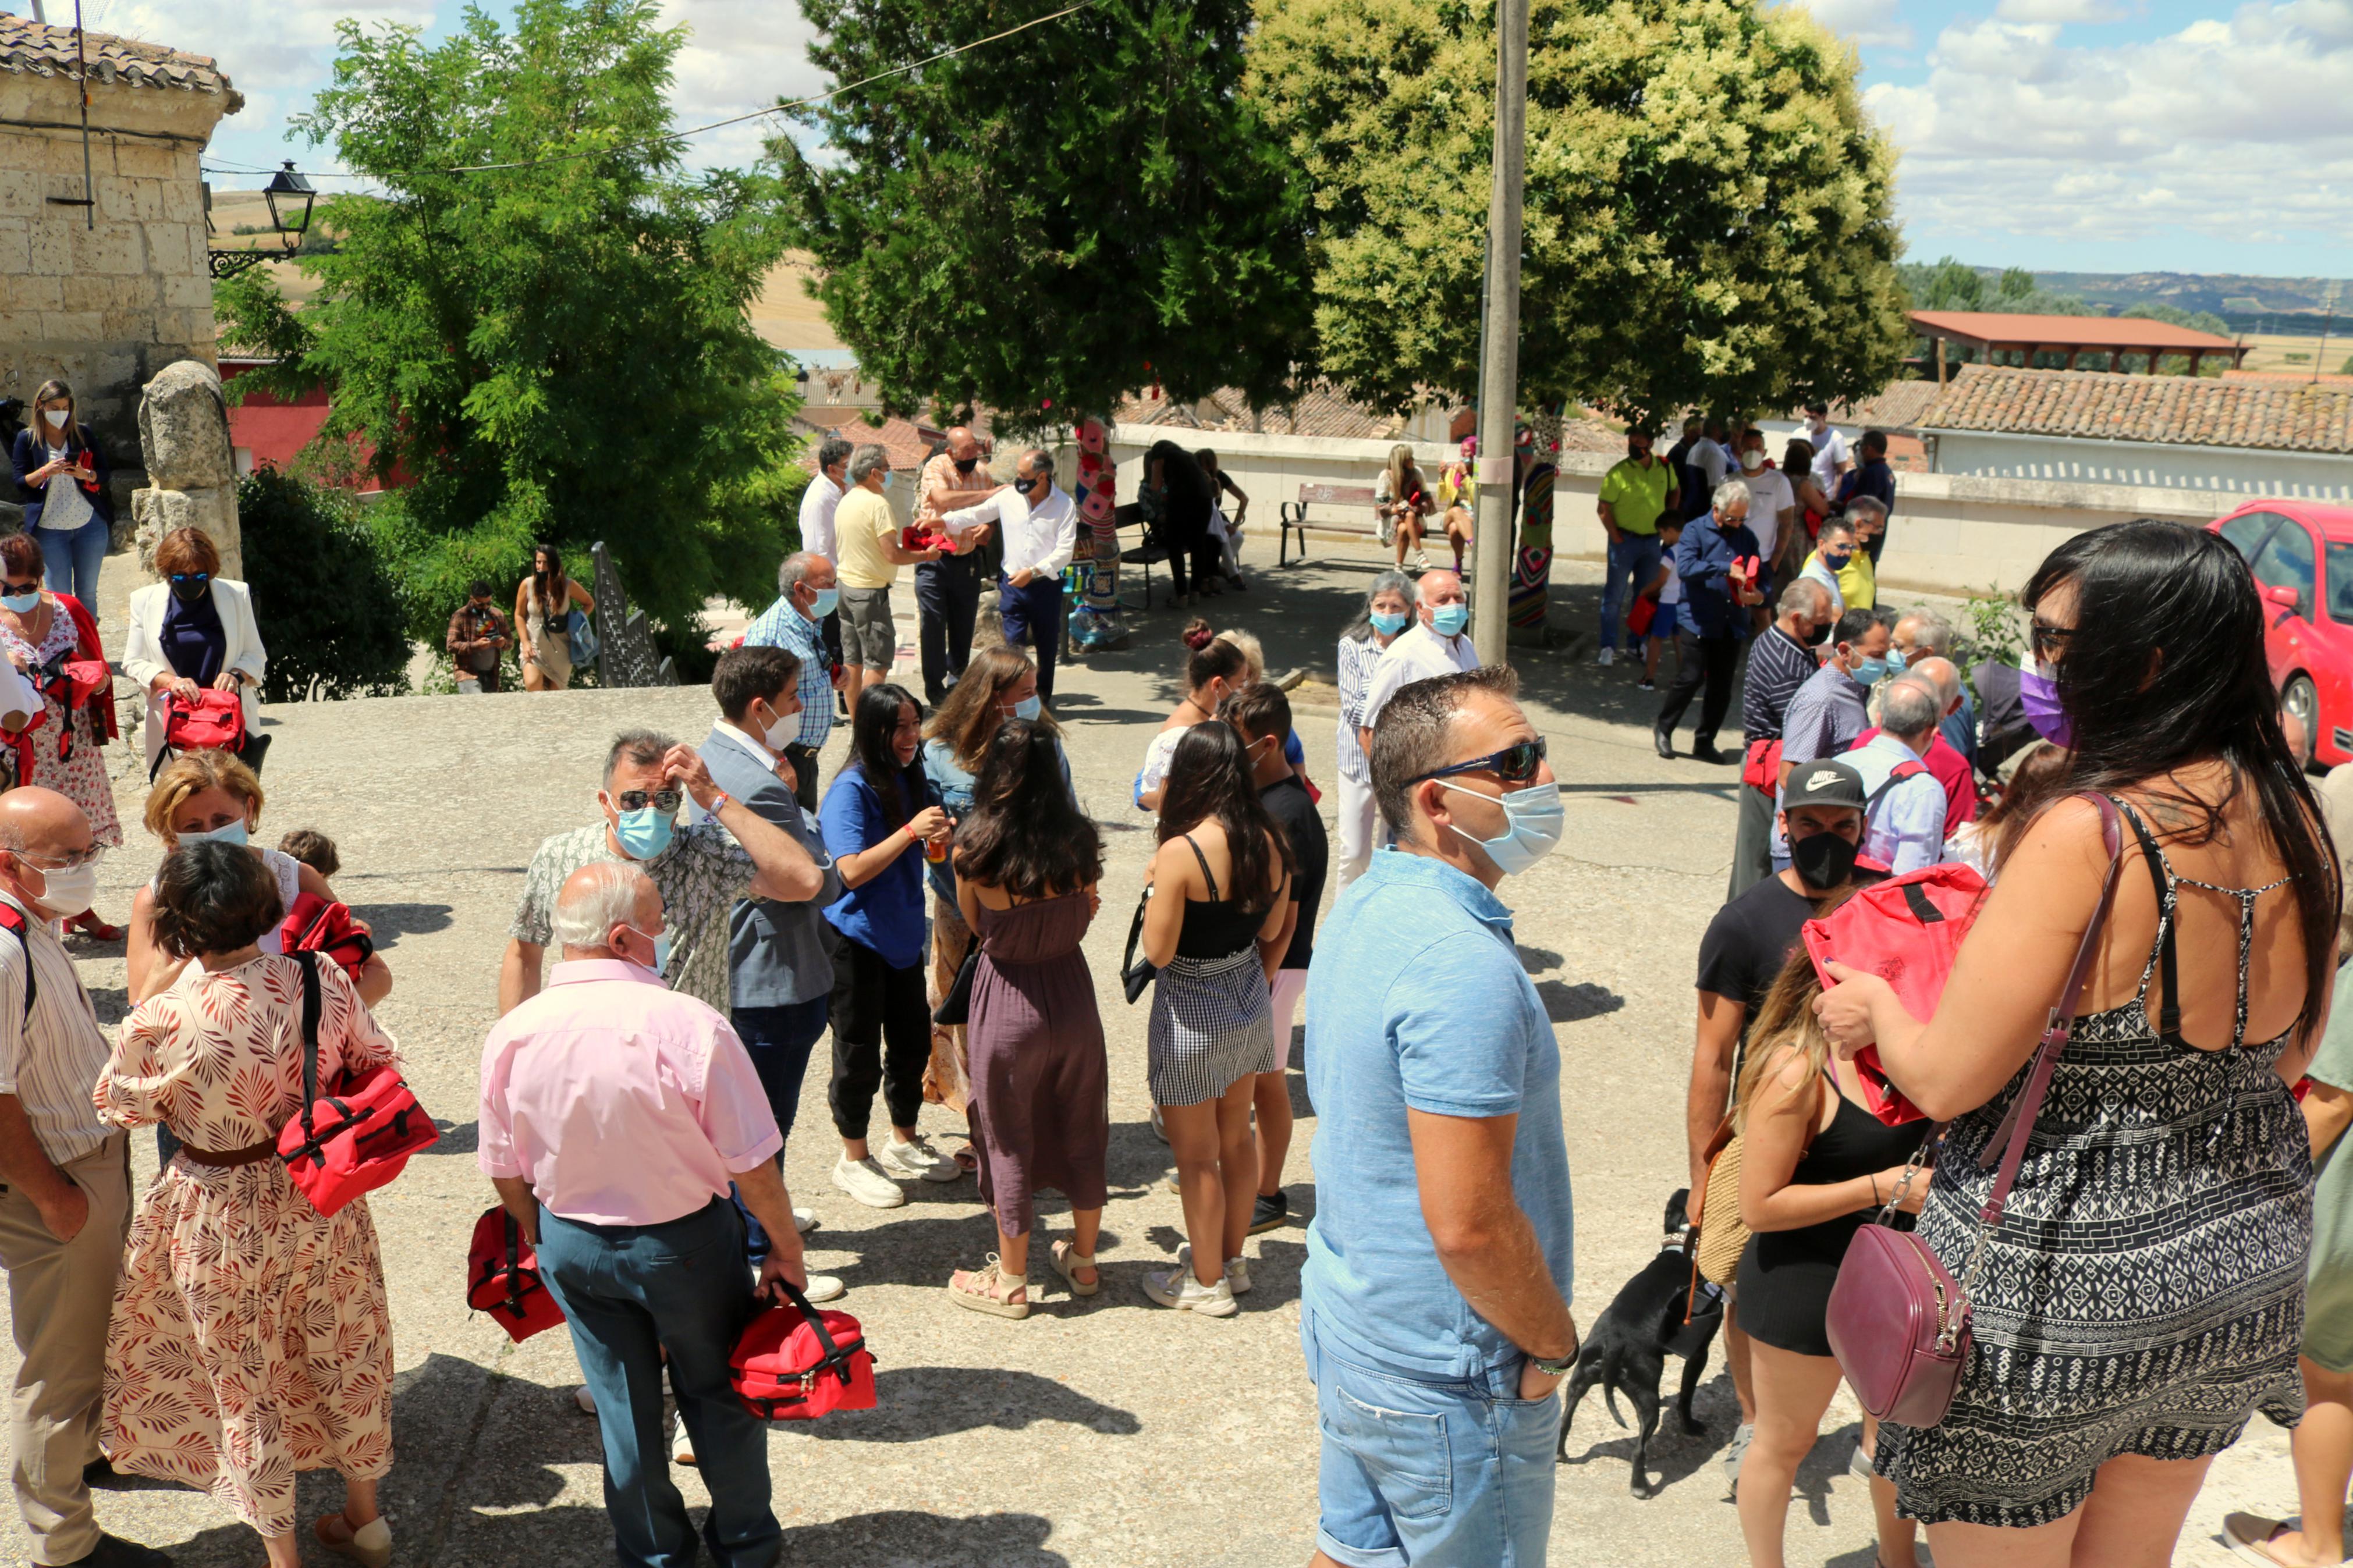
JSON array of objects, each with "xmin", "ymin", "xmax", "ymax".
[
  {"xmin": 1137, "ymin": 723, "xmax": 1293, "ymax": 1315},
  {"xmin": 819, "ymin": 684, "xmax": 959, "ymax": 1208},
  {"xmin": 514, "ymin": 543, "xmax": 596, "ymax": 692},
  {"xmin": 1817, "ymin": 520, "xmax": 2333, "ymax": 1565},
  {"xmin": 1140, "ymin": 439, "xmax": 1221, "ymax": 606},
  {"xmin": 943, "ymin": 719, "xmax": 1109, "ymax": 1318}
]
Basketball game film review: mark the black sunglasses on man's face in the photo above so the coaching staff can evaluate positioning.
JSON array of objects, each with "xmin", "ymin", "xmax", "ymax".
[{"xmin": 1410, "ymin": 736, "xmax": 1548, "ymax": 787}]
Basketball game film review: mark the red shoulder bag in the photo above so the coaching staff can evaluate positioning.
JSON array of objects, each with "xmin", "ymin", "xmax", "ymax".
[{"xmin": 274, "ymin": 951, "xmax": 438, "ymax": 1215}]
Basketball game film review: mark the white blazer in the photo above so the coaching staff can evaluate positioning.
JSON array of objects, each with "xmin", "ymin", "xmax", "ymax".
[{"xmin": 122, "ymin": 578, "xmax": 267, "ymax": 772}]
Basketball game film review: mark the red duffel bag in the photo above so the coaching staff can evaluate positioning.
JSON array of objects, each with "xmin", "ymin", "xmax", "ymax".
[
  {"xmin": 275, "ymin": 951, "xmax": 438, "ymax": 1215},
  {"xmin": 1801, "ymin": 863, "xmax": 1991, "ymax": 1125},
  {"xmin": 278, "ymin": 891, "xmax": 377, "ymax": 983},
  {"xmin": 731, "ymin": 1281, "xmax": 876, "ymax": 1421},
  {"xmin": 466, "ymin": 1206, "xmax": 566, "ymax": 1343}
]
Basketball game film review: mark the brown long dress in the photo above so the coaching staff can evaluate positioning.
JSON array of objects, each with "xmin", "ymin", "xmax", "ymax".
[{"xmin": 967, "ymin": 891, "xmax": 1108, "ymax": 1236}]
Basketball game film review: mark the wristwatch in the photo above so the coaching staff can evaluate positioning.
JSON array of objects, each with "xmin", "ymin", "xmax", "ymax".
[{"xmin": 1531, "ymin": 1345, "xmax": 1580, "ymax": 1378}]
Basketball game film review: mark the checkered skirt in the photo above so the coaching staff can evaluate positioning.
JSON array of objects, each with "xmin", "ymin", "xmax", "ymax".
[{"xmin": 1146, "ymin": 946, "xmax": 1275, "ymax": 1107}]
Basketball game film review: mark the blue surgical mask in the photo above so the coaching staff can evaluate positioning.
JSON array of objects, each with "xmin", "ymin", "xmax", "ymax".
[
  {"xmin": 1437, "ymin": 779, "xmax": 1564, "ymax": 877},
  {"xmin": 1852, "ymin": 656, "xmax": 1889, "ymax": 688},
  {"xmin": 624, "ymin": 923, "xmax": 671, "ymax": 979},
  {"xmin": 0, "ymin": 591, "xmax": 38, "ymax": 614},
  {"xmin": 1371, "ymin": 610, "xmax": 1409, "ymax": 637},
  {"xmin": 1013, "ymin": 695, "xmax": 1042, "ymax": 721},
  {"xmin": 1431, "ymin": 603, "xmax": 1470, "ymax": 638},
  {"xmin": 881, "ymin": 471, "xmax": 895, "ymax": 493},
  {"xmin": 612, "ymin": 803, "xmax": 675, "ymax": 861},
  {"xmin": 179, "ymin": 820, "xmax": 249, "ymax": 849},
  {"xmin": 809, "ymin": 586, "xmax": 839, "ymax": 618},
  {"xmin": 1884, "ymin": 648, "xmax": 1908, "ymax": 674}
]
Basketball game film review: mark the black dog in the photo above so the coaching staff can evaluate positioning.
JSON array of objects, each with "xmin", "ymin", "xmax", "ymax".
[{"xmin": 1556, "ymin": 1187, "xmax": 1724, "ymax": 1497}]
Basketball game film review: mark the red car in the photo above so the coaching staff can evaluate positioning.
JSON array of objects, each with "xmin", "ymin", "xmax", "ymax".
[{"xmin": 2207, "ymin": 500, "xmax": 2353, "ymax": 768}]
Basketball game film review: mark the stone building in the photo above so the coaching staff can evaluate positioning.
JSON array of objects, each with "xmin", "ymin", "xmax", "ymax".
[{"xmin": 0, "ymin": 15, "xmax": 239, "ymax": 533}]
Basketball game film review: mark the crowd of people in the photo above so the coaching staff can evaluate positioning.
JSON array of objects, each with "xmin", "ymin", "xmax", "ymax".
[{"xmin": 10, "ymin": 401, "xmax": 2353, "ymax": 1568}]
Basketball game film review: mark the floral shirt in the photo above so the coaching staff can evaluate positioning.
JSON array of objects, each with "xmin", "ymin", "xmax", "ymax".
[{"xmin": 508, "ymin": 820, "xmax": 754, "ymax": 1010}]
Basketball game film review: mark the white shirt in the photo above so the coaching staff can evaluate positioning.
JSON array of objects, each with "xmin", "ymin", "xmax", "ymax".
[
  {"xmin": 798, "ymin": 472, "xmax": 844, "ymax": 563},
  {"xmin": 1740, "ymin": 467, "xmax": 1795, "ymax": 562},
  {"xmin": 1692, "ymin": 438, "xmax": 1728, "ymax": 496},
  {"xmin": 1659, "ymin": 555, "xmax": 1683, "ymax": 607},
  {"xmin": 946, "ymin": 482, "xmax": 1078, "ymax": 582},
  {"xmin": 36, "ymin": 445, "xmax": 91, "ymax": 531},
  {"xmin": 1808, "ymin": 425, "xmax": 1849, "ymax": 490},
  {"xmin": 1360, "ymin": 619, "xmax": 1479, "ymax": 734}
]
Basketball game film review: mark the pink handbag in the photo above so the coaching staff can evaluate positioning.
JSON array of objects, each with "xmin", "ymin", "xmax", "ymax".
[{"xmin": 1825, "ymin": 793, "xmax": 2124, "ymax": 1428}]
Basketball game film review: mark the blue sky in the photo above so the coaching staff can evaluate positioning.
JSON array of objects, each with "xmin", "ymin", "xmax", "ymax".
[{"xmin": 34, "ymin": 0, "xmax": 2353, "ymax": 280}]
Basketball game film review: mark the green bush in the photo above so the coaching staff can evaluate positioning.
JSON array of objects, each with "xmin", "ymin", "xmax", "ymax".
[{"xmin": 236, "ymin": 468, "xmax": 413, "ymax": 700}]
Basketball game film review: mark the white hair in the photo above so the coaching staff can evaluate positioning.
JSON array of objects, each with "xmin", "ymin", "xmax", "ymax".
[
  {"xmin": 1881, "ymin": 676, "xmax": 1943, "ymax": 740},
  {"xmin": 552, "ymin": 862, "xmax": 651, "ymax": 951},
  {"xmin": 1711, "ymin": 478, "xmax": 1752, "ymax": 516}
]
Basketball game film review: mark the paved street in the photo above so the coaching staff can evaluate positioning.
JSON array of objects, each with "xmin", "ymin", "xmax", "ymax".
[{"xmin": 0, "ymin": 541, "xmax": 2292, "ymax": 1566}]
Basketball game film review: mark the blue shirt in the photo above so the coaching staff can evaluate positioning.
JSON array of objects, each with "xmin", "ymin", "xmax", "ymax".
[
  {"xmin": 1302, "ymin": 849, "xmax": 1574, "ymax": 1378},
  {"xmin": 818, "ymin": 762, "xmax": 932, "ymax": 969},
  {"xmin": 1673, "ymin": 511, "xmax": 1768, "ymax": 639},
  {"xmin": 740, "ymin": 596, "xmax": 837, "ymax": 753},
  {"xmin": 1845, "ymin": 731, "xmax": 1947, "ymax": 875}
]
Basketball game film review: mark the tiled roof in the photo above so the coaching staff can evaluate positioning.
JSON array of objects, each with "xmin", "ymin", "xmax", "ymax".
[
  {"xmin": 1918, "ymin": 364, "xmax": 2353, "ymax": 454},
  {"xmin": 1786, "ymin": 381, "xmax": 1942, "ymax": 433},
  {"xmin": 1119, "ymin": 385, "xmax": 1626, "ymax": 452},
  {"xmin": 791, "ymin": 411, "xmax": 938, "ymax": 472},
  {"xmin": 1910, "ymin": 311, "xmax": 2240, "ymax": 351},
  {"xmin": 0, "ymin": 15, "xmax": 236, "ymax": 99}
]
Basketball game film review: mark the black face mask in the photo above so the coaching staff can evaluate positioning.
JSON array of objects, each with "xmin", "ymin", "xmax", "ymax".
[
  {"xmin": 1790, "ymin": 829, "xmax": 1859, "ymax": 891},
  {"xmin": 169, "ymin": 577, "xmax": 210, "ymax": 605},
  {"xmin": 1805, "ymin": 618, "xmax": 1834, "ymax": 647},
  {"xmin": 953, "ymin": 456, "xmax": 978, "ymax": 475}
]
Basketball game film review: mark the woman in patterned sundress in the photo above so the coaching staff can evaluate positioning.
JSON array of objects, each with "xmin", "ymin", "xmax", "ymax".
[
  {"xmin": 0, "ymin": 531, "xmax": 122, "ymax": 938},
  {"xmin": 1137, "ymin": 721, "xmax": 1291, "ymax": 1317},
  {"xmin": 96, "ymin": 841, "xmax": 400, "ymax": 1568},
  {"xmin": 1816, "ymin": 521, "xmax": 2337, "ymax": 1566}
]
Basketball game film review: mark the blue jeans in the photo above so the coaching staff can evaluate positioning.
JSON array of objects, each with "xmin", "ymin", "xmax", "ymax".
[
  {"xmin": 32, "ymin": 522, "xmax": 106, "ymax": 607},
  {"xmin": 1303, "ymin": 1304, "xmax": 1560, "ymax": 1567},
  {"xmin": 534, "ymin": 1200, "xmax": 779, "ymax": 1568},
  {"xmin": 1599, "ymin": 532, "xmax": 1662, "ymax": 652},
  {"xmin": 728, "ymin": 996, "xmax": 829, "ymax": 1261},
  {"xmin": 998, "ymin": 574, "xmax": 1064, "ymax": 706}
]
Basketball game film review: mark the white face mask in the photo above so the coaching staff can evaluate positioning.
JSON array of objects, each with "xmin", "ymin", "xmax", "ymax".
[
  {"xmin": 757, "ymin": 703, "xmax": 795, "ymax": 752},
  {"xmin": 1740, "ymin": 449, "xmax": 1765, "ymax": 472},
  {"xmin": 41, "ymin": 409, "xmax": 66, "ymax": 430},
  {"xmin": 27, "ymin": 859, "xmax": 95, "ymax": 919}
]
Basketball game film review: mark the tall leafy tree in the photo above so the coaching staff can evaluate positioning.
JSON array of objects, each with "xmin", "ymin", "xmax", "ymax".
[
  {"xmin": 215, "ymin": 0, "xmax": 803, "ymax": 653},
  {"xmin": 779, "ymin": 0, "xmax": 1315, "ymax": 426},
  {"xmin": 1247, "ymin": 0, "xmax": 1911, "ymax": 425}
]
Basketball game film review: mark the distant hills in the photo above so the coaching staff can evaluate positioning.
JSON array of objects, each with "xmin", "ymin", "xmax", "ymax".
[{"xmin": 2025, "ymin": 271, "xmax": 2347, "ymax": 330}]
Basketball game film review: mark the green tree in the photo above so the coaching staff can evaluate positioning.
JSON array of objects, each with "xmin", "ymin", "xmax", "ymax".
[
  {"xmin": 1997, "ymin": 266, "xmax": 2035, "ymax": 301},
  {"xmin": 236, "ymin": 469, "xmax": 413, "ymax": 701},
  {"xmin": 1246, "ymin": 0, "xmax": 1910, "ymax": 425},
  {"xmin": 779, "ymin": 0, "xmax": 1315, "ymax": 426},
  {"xmin": 2125, "ymin": 300, "xmax": 2232, "ymax": 337},
  {"xmin": 215, "ymin": 0, "xmax": 805, "ymax": 659}
]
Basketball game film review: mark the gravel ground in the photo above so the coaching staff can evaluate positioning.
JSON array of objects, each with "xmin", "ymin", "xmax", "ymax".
[{"xmin": 0, "ymin": 541, "xmax": 2292, "ymax": 1566}]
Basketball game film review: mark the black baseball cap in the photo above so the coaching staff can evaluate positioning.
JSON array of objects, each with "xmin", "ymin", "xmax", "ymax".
[{"xmin": 1783, "ymin": 758, "xmax": 1865, "ymax": 812}]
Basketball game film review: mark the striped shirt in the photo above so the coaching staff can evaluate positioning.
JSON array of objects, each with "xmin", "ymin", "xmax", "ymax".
[
  {"xmin": 1335, "ymin": 632, "xmax": 1387, "ymax": 783},
  {"xmin": 0, "ymin": 892, "xmax": 112, "ymax": 1164},
  {"xmin": 1742, "ymin": 625, "xmax": 1819, "ymax": 743},
  {"xmin": 740, "ymin": 595, "xmax": 836, "ymax": 752}
]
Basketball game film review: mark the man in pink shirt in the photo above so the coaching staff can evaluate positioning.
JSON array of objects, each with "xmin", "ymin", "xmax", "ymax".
[{"xmin": 480, "ymin": 862, "xmax": 807, "ymax": 1568}]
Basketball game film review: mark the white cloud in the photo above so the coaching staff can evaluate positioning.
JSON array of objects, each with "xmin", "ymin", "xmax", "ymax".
[
  {"xmin": 1993, "ymin": 0, "xmax": 2131, "ymax": 24},
  {"xmin": 658, "ymin": 0, "xmax": 828, "ymax": 173},
  {"xmin": 1797, "ymin": 0, "xmax": 1915, "ymax": 49},
  {"xmin": 1870, "ymin": 1, "xmax": 2353, "ymax": 246}
]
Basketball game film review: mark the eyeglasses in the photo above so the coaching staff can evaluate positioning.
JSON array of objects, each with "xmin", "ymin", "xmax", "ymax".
[
  {"xmin": 17, "ymin": 846, "xmax": 103, "ymax": 873},
  {"xmin": 1410, "ymin": 736, "xmax": 1549, "ymax": 786},
  {"xmin": 613, "ymin": 788, "xmax": 684, "ymax": 813},
  {"xmin": 169, "ymin": 573, "xmax": 211, "ymax": 588},
  {"xmin": 2029, "ymin": 622, "xmax": 2077, "ymax": 658}
]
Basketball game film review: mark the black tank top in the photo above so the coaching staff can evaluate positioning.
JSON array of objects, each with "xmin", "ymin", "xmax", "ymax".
[
  {"xmin": 1173, "ymin": 833, "xmax": 1274, "ymax": 959},
  {"xmin": 1771, "ymin": 1068, "xmax": 1933, "ymax": 1264}
]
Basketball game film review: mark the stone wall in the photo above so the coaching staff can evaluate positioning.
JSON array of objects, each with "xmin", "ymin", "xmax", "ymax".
[{"xmin": 0, "ymin": 33, "xmax": 239, "ymax": 540}]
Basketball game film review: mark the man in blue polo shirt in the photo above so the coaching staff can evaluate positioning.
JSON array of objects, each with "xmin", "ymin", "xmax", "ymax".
[{"xmin": 1303, "ymin": 665, "xmax": 1578, "ymax": 1568}]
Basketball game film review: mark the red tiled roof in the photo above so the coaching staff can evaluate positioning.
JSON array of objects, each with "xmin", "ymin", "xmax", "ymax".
[
  {"xmin": 792, "ymin": 412, "xmax": 938, "ymax": 472},
  {"xmin": 1910, "ymin": 311, "xmax": 2240, "ymax": 351},
  {"xmin": 1786, "ymin": 381, "xmax": 1942, "ymax": 433},
  {"xmin": 1917, "ymin": 364, "xmax": 2353, "ymax": 454},
  {"xmin": 0, "ymin": 14, "xmax": 235, "ymax": 99}
]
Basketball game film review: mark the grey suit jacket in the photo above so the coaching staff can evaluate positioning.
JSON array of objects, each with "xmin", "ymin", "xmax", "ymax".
[{"xmin": 698, "ymin": 725, "xmax": 844, "ymax": 1009}]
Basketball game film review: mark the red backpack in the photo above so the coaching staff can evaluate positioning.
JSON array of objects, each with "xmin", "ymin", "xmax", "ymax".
[
  {"xmin": 731, "ymin": 1282, "xmax": 876, "ymax": 1421},
  {"xmin": 274, "ymin": 951, "xmax": 439, "ymax": 1214},
  {"xmin": 278, "ymin": 891, "xmax": 376, "ymax": 983},
  {"xmin": 465, "ymin": 1206, "xmax": 567, "ymax": 1343},
  {"xmin": 1802, "ymin": 862, "xmax": 1991, "ymax": 1125},
  {"xmin": 151, "ymin": 689, "xmax": 249, "ymax": 780}
]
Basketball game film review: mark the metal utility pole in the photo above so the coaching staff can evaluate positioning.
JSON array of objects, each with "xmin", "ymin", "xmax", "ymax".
[{"xmin": 1470, "ymin": 0, "xmax": 1529, "ymax": 669}]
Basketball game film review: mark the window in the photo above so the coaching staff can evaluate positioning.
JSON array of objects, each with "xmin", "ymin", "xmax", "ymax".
[
  {"xmin": 2251, "ymin": 520, "xmax": 2316, "ymax": 617},
  {"xmin": 2217, "ymin": 510, "xmax": 2283, "ymax": 562},
  {"xmin": 2327, "ymin": 542, "xmax": 2353, "ymax": 623}
]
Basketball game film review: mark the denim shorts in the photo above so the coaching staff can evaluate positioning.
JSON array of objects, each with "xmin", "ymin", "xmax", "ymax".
[
  {"xmin": 1301, "ymin": 1303, "xmax": 1560, "ymax": 1567},
  {"xmin": 1648, "ymin": 601, "xmax": 1682, "ymax": 642}
]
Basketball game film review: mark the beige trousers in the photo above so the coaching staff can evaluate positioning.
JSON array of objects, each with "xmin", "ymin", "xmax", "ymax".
[{"xmin": 0, "ymin": 1133, "xmax": 130, "ymax": 1565}]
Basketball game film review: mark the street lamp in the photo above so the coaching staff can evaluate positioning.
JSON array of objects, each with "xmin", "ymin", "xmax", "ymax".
[{"xmin": 207, "ymin": 161, "xmax": 319, "ymax": 280}]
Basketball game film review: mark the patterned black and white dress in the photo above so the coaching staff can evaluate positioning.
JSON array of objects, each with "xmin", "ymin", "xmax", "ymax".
[
  {"xmin": 1876, "ymin": 798, "xmax": 2311, "ymax": 1528},
  {"xmin": 1146, "ymin": 835, "xmax": 1278, "ymax": 1108}
]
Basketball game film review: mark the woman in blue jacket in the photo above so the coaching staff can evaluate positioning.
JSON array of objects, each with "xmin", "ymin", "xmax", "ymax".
[{"xmin": 10, "ymin": 379, "xmax": 112, "ymax": 606}]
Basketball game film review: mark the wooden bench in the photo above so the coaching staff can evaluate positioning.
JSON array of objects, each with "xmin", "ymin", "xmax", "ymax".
[{"xmin": 1279, "ymin": 483, "xmax": 1385, "ymax": 564}]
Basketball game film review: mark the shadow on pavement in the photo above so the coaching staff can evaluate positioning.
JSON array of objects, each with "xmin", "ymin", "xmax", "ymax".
[
  {"xmin": 780, "ymin": 1508, "xmax": 1070, "ymax": 1566},
  {"xmin": 795, "ymin": 1366, "xmax": 1140, "ymax": 1444},
  {"xmin": 1537, "ymin": 980, "xmax": 1625, "ymax": 1024},
  {"xmin": 352, "ymin": 901, "xmax": 456, "ymax": 950}
]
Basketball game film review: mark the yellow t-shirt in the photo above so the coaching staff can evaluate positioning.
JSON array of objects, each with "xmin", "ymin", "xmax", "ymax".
[
  {"xmin": 834, "ymin": 486, "xmax": 898, "ymax": 590},
  {"xmin": 1836, "ymin": 545, "xmax": 1876, "ymax": 610}
]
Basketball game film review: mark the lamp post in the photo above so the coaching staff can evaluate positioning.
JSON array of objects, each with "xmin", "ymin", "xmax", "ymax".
[
  {"xmin": 207, "ymin": 161, "xmax": 319, "ymax": 280},
  {"xmin": 1470, "ymin": 0, "xmax": 1530, "ymax": 669}
]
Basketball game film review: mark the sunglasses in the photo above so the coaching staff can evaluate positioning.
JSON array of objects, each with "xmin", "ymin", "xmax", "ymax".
[
  {"xmin": 169, "ymin": 572, "xmax": 211, "ymax": 587},
  {"xmin": 2028, "ymin": 622, "xmax": 2077, "ymax": 659},
  {"xmin": 1411, "ymin": 735, "xmax": 1548, "ymax": 787},
  {"xmin": 1, "ymin": 581, "xmax": 38, "ymax": 597},
  {"xmin": 613, "ymin": 788, "xmax": 684, "ymax": 814}
]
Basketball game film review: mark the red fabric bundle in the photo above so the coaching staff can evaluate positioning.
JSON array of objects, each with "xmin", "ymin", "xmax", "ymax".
[
  {"xmin": 465, "ymin": 1206, "xmax": 566, "ymax": 1343},
  {"xmin": 162, "ymin": 688, "xmax": 246, "ymax": 755},
  {"xmin": 274, "ymin": 952, "xmax": 438, "ymax": 1214},
  {"xmin": 731, "ymin": 1284, "xmax": 876, "ymax": 1421},
  {"xmin": 278, "ymin": 891, "xmax": 377, "ymax": 983},
  {"xmin": 1802, "ymin": 863, "xmax": 1991, "ymax": 1125}
]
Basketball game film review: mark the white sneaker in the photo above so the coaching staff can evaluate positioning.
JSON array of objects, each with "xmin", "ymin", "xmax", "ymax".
[
  {"xmin": 876, "ymin": 1135, "xmax": 961, "ymax": 1183},
  {"xmin": 793, "ymin": 1207, "xmax": 819, "ymax": 1235},
  {"xmin": 1177, "ymin": 1243, "xmax": 1250, "ymax": 1295},
  {"xmin": 573, "ymin": 1384, "xmax": 597, "ymax": 1416},
  {"xmin": 1413, "ymin": 549, "xmax": 1432, "ymax": 573},
  {"xmin": 832, "ymin": 1154, "xmax": 906, "ymax": 1208},
  {"xmin": 1143, "ymin": 1265, "xmax": 1238, "ymax": 1317},
  {"xmin": 801, "ymin": 1273, "xmax": 846, "ymax": 1304},
  {"xmin": 1595, "ymin": 646, "xmax": 1616, "ymax": 667},
  {"xmin": 671, "ymin": 1411, "xmax": 696, "ymax": 1466}
]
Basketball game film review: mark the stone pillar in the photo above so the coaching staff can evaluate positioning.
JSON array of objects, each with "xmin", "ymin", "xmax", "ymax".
[{"xmin": 129, "ymin": 359, "xmax": 240, "ymax": 579}]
